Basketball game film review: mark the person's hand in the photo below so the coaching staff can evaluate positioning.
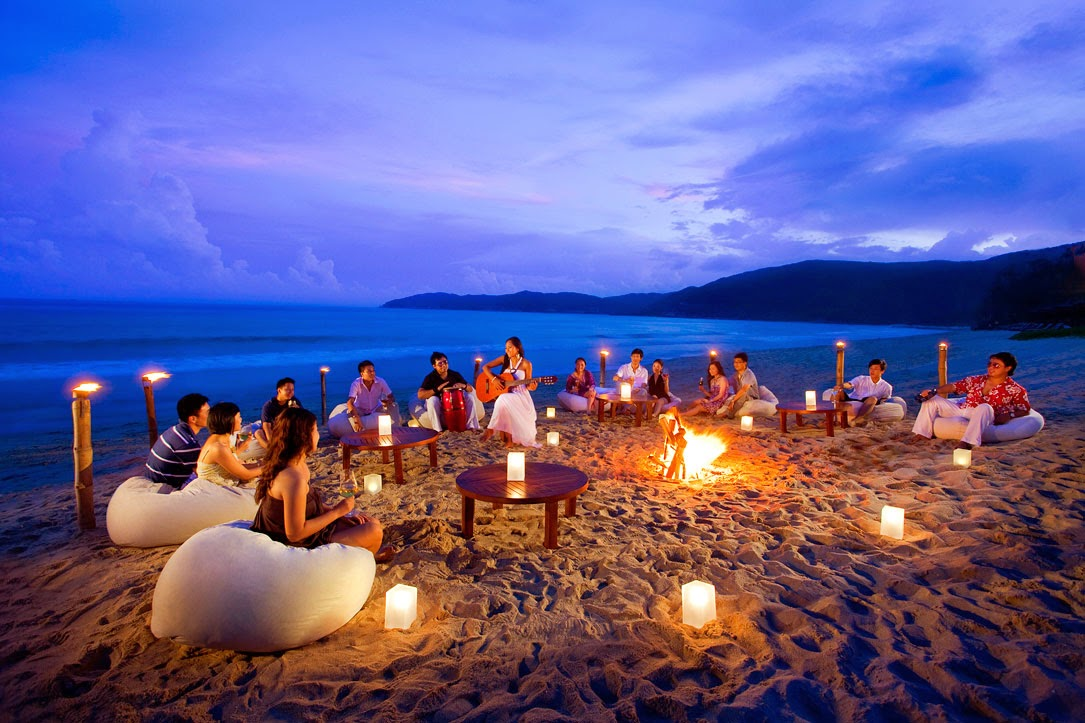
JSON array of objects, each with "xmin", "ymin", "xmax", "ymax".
[
  {"xmin": 994, "ymin": 412, "xmax": 1012, "ymax": 425},
  {"xmin": 336, "ymin": 496, "xmax": 356, "ymax": 516},
  {"xmin": 493, "ymin": 376, "xmax": 506, "ymax": 390}
]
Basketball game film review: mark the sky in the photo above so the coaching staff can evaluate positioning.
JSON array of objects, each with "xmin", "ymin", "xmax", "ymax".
[{"xmin": 1, "ymin": 1, "xmax": 1083, "ymax": 304}]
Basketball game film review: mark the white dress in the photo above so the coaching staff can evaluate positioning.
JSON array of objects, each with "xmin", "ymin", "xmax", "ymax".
[{"xmin": 487, "ymin": 362, "xmax": 539, "ymax": 447}]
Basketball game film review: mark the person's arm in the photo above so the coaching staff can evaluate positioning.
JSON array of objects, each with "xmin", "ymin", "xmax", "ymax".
[
  {"xmin": 210, "ymin": 444, "xmax": 261, "ymax": 481},
  {"xmin": 566, "ymin": 373, "xmax": 578, "ymax": 394},
  {"xmin": 482, "ymin": 356, "xmax": 506, "ymax": 389},
  {"xmin": 711, "ymin": 377, "xmax": 729, "ymax": 402},
  {"xmin": 380, "ymin": 380, "xmax": 396, "ymax": 409},
  {"xmin": 280, "ymin": 467, "xmax": 351, "ymax": 544},
  {"xmin": 524, "ymin": 360, "xmax": 538, "ymax": 390}
]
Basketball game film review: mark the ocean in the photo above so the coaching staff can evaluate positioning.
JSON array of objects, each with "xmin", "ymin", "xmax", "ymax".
[{"xmin": 0, "ymin": 299, "xmax": 937, "ymax": 492}]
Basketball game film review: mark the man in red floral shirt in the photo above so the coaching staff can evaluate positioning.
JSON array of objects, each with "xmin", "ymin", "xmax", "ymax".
[{"xmin": 912, "ymin": 352, "xmax": 1030, "ymax": 449}]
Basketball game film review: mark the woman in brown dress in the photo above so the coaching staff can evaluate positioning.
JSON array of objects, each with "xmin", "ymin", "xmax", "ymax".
[{"xmin": 251, "ymin": 407, "xmax": 393, "ymax": 562}]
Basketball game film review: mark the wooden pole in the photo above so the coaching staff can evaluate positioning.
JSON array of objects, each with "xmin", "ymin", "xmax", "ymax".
[
  {"xmin": 709, "ymin": 350, "xmax": 718, "ymax": 367},
  {"xmin": 72, "ymin": 392, "xmax": 96, "ymax": 530},
  {"xmin": 600, "ymin": 351, "xmax": 608, "ymax": 383},
  {"xmin": 320, "ymin": 367, "xmax": 329, "ymax": 425},
  {"xmin": 142, "ymin": 380, "xmax": 158, "ymax": 448},
  {"xmin": 938, "ymin": 343, "xmax": 948, "ymax": 387},
  {"xmin": 835, "ymin": 342, "xmax": 846, "ymax": 402},
  {"xmin": 474, "ymin": 357, "xmax": 482, "ymax": 380}
]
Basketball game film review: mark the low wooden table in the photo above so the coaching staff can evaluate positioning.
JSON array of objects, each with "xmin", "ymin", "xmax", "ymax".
[
  {"xmin": 596, "ymin": 389, "xmax": 653, "ymax": 427},
  {"xmin": 340, "ymin": 427, "xmax": 439, "ymax": 483},
  {"xmin": 777, "ymin": 401, "xmax": 849, "ymax": 437},
  {"xmin": 456, "ymin": 462, "xmax": 589, "ymax": 549}
]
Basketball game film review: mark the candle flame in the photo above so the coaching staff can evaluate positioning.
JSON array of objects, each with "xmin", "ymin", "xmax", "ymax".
[
  {"xmin": 73, "ymin": 382, "xmax": 101, "ymax": 394},
  {"xmin": 142, "ymin": 372, "xmax": 170, "ymax": 383}
]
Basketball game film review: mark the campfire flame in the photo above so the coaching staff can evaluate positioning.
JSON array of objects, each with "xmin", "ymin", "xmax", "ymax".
[{"xmin": 658, "ymin": 408, "xmax": 728, "ymax": 482}]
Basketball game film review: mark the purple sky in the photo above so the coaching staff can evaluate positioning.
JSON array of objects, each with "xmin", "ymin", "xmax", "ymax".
[{"xmin": 1, "ymin": 2, "xmax": 1083, "ymax": 304}]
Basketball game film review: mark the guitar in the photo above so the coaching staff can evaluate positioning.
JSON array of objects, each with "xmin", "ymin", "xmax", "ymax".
[{"xmin": 475, "ymin": 373, "xmax": 558, "ymax": 403}]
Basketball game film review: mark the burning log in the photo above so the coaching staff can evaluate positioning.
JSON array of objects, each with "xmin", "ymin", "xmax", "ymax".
[{"xmin": 659, "ymin": 408, "xmax": 687, "ymax": 480}]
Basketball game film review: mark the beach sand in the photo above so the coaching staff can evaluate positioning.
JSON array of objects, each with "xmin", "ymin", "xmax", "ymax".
[{"xmin": 1, "ymin": 331, "xmax": 1082, "ymax": 721}]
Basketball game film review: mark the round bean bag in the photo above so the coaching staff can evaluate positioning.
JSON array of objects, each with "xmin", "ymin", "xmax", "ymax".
[
  {"xmin": 932, "ymin": 408, "xmax": 1045, "ymax": 443},
  {"xmin": 107, "ymin": 477, "xmax": 258, "ymax": 548},
  {"xmin": 720, "ymin": 386, "xmax": 779, "ymax": 418},
  {"xmin": 821, "ymin": 389, "xmax": 907, "ymax": 422},
  {"xmin": 150, "ymin": 520, "xmax": 376, "ymax": 652},
  {"xmin": 327, "ymin": 402, "xmax": 355, "ymax": 438}
]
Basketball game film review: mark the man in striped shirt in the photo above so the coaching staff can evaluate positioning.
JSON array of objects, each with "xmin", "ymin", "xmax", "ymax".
[{"xmin": 145, "ymin": 393, "xmax": 210, "ymax": 488}]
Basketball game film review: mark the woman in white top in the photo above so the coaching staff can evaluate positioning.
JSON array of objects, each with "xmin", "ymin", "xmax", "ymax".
[
  {"xmin": 480, "ymin": 337, "xmax": 540, "ymax": 448},
  {"xmin": 196, "ymin": 402, "xmax": 262, "ymax": 486}
]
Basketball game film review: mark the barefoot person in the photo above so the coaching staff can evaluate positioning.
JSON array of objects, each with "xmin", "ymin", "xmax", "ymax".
[
  {"xmin": 557, "ymin": 357, "xmax": 597, "ymax": 413},
  {"xmin": 346, "ymin": 360, "xmax": 401, "ymax": 430},
  {"xmin": 613, "ymin": 348, "xmax": 649, "ymax": 390},
  {"xmin": 720, "ymin": 352, "xmax": 759, "ymax": 419},
  {"xmin": 415, "ymin": 351, "xmax": 480, "ymax": 431},
  {"xmin": 251, "ymin": 407, "xmax": 393, "ymax": 562},
  {"xmin": 196, "ymin": 402, "xmax": 261, "ymax": 486},
  {"xmin": 835, "ymin": 358, "xmax": 892, "ymax": 426},
  {"xmin": 685, "ymin": 361, "xmax": 730, "ymax": 416},
  {"xmin": 480, "ymin": 336, "xmax": 540, "ymax": 447},
  {"xmin": 912, "ymin": 352, "xmax": 1030, "ymax": 449},
  {"xmin": 647, "ymin": 359, "xmax": 680, "ymax": 416},
  {"xmin": 254, "ymin": 378, "xmax": 303, "ymax": 446}
]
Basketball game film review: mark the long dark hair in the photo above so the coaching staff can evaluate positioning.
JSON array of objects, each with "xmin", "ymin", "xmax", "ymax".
[
  {"xmin": 255, "ymin": 407, "xmax": 318, "ymax": 503},
  {"xmin": 502, "ymin": 336, "xmax": 524, "ymax": 372}
]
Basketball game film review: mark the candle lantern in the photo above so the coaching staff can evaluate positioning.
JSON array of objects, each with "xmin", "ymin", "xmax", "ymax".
[
  {"xmin": 377, "ymin": 414, "xmax": 392, "ymax": 436},
  {"xmin": 805, "ymin": 390, "xmax": 817, "ymax": 408},
  {"xmin": 72, "ymin": 382, "xmax": 102, "ymax": 530},
  {"xmin": 880, "ymin": 505, "xmax": 905, "ymax": 540},
  {"xmin": 384, "ymin": 584, "xmax": 418, "ymax": 629},
  {"xmin": 364, "ymin": 473, "xmax": 382, "ymax": 495},
  {"xmin": 546, "ymin": 407, "xmax": 556, "ymax": 419},
  {"xmin": 740, "ymin": 415, "xmax": 753, "ymax": 432},
  {"xmin": 953, "ymin": 448, "xmax": 971, "ymax": 468},
  {"xmin": 620, "ymin": 383, "xmax": 632, "ymax": 401},
  {"xmin": 319, "ymin": 367, "xmax": 330, "ymax": 425},
  {"xmin": 600, "ymin": 350, "xmax": 609, "ymax": 383},
  {"xmin": 141, "ymin": 371, "xmax": 171, "ymax": 448},
  {"xmin": 938, "ymin": 343, "xmax": 948, "ymax": 387},
  {"xmin": 681, "ymin": 580, "xmax": 717, "ymax": 628},
  {"xmin": 547, "ymin": 431, "xmax": 560, "ymax": 446},
  {"xmin": 507, "ymin": 452, "xmax": 526, "ymax": 481}
]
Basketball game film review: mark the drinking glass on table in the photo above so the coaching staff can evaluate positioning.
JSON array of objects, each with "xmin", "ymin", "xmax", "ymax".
[{"xmin": 339, "ymin": 471, "xmax": 358, "ymax": 498}]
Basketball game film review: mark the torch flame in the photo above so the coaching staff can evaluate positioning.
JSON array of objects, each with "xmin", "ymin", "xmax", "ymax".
[
  {"xmin": 73, "ymin": 382, "xmax": 101, "ymax": 394},
  {"xmin": 142, "ymin": 372, "xmax": 170, "ymax": 383},
  {"xmin": 320, "ymin": 366, "xmax": 330, "ymax": 373}
]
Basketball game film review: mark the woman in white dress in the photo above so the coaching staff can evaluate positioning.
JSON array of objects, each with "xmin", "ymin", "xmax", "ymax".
[{"xmin": 480, "ymin": 337, "xmax": 540, "ymax": 448}]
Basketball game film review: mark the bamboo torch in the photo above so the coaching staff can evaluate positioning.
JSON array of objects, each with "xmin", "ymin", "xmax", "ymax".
[
  {"xmin": 600, "ymin": 350, "xmax": 609, "ymax": 383},
  {"xmin": 141, "ymin": 371, "xmax": 170, "ymax": 448},
  {"xmin": 72, "ymin": 382, "xmax": 100, "ymax": 530},
  {"xmin": 938, "ymin": 343, "xmax": 948, "ymax": 387},
  {"xmin": 835, "ymin": 342, "xmax": 846, "ymax": 402},
  {"xmin": 319, "ymin": 367, "xmax": 330, "ymax": 425}
]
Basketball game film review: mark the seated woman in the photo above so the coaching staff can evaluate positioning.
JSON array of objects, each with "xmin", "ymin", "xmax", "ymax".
[
  {"xmin": 912, "ymin": 351, "xmax": 1030, "ymax": 450},
  {"xmin": 719, "ymin": 352, "xmax": 759, "ymax": 419},
  {"xmin": 480, "ymin": 336, "xmax": 540, "ymax": 447},
  {"xmin": 557, "ymin": 357, "xmax": 597, "ymax": 413},
  {"xmin": 684, "ymin": 361, "xmax": 730, "ymax": 416},
  {"xmin": 251, "ymin": 407, "xmax": 393, "ymax": 561},
  {"xmin": 647, "ymin": 359, "xmax": 681, "ymax": 416},
  {"xmin": 196, "ymin": 402, "xmax": 262, "ymax": 487}
]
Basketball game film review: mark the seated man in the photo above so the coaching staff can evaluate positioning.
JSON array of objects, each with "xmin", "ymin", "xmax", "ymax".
[
  {"xmin": 614, "ymin": 348, "xmax": 649, "ymax": 390},
  {"xmin": 720, "ymin": 352, "xmax": 760, "ymax": 419},
  {"xmin": 415, "ymin": 351, "xmax": 480, "ymax": 432},
  {"xmin": 835, "ymin": 358, "xmax": 892, "ymax": 426},
  {"xmin": 145, "ymin": 393, "xmax": 210, "ymax": 489},
  {"xmin": 912, "ymin": 351, "xmax": 1030, "ymax": 449},
  {"xmin": 346, "ymin": 360, "xmax": 402, "ymax": 430},
  {"xmin": 255, "ymin": 377, "xmax": 303, "ymax": 446}
]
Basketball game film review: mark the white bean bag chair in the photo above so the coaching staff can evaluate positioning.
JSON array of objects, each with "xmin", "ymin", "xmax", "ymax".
[
  {"xmin": 107, "ymin": 477, "xmax": 258, "ymax": 548},
  {"xmin": 150, "ymin": 520, "xmax": 376, "ymax": 652},
  {"xmin": 721, "ymin": 385, "xmax": 779, "ymax": 418},
  {"xmin": 557, "ymin": 390, "xmax": 591, "ymax": 412},
  {"xmin": 328, "ymin": 403, "xmax": 410, "ymax": 438},
  {"xmin": 932, "ymin": 408, "xmax": 1045, "ymax": 443},
  {"xmin": 821, "ymin": 389, "xmax": 907, "ymax": 422}
]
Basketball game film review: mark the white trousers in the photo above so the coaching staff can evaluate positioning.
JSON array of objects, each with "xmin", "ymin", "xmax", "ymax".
[
  {"xmin": 423, "ymin": 393, "xmax": 480, "ymax": 431},
  {"xmin": 912, "ymin": 397, "xmax": 994, "ymax": 447},
  {"xmin": 355, "ymin": 406, "xmax": 403, "ymax": 430}
]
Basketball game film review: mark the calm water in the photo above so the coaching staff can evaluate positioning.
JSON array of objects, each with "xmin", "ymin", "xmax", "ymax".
[{"xmin": 1, "ymin": 299, "xmax": 934, "ymax": 491}]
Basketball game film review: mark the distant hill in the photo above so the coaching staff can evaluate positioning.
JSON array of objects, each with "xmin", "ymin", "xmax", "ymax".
[{"xmin": 384, "ymin": 243, "xmax": 1085, "ymax": 328}]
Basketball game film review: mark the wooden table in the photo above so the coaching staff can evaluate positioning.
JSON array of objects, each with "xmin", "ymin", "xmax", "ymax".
[
  {"xmin": 456, "ymin": 462, "xmax": 589, "ymax": 549},
  {"xmin": 340, "ymin": 427, "xmax": 439, "ymax": 483},
  {"xmin": 777, "ymin": 401, "xmax": 849, "ymax": 438},
  {"xmin": 595, "ymin": 389, "xmax": 653, "ymax": 427}
]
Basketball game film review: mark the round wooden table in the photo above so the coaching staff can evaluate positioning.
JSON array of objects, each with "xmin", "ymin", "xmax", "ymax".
[
  {"xmin": 340, "ymin": 427, "xmax": 439, "ymax": 483},
  {"xmin": 595, "ymin": 389, "xmax": 653, "ymax": 427},
  {"xmin": 455, "ymin": 462, "xmax": 589, "ymax": 549},
  {"xmin": 776, "ymin": 401, "xmax": 849, "ymax": 437}
]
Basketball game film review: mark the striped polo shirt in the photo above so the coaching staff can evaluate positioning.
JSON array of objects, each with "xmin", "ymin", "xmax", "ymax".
[{"xmin": 144, "ymin": 422, "xmax": 202, "ymax": 488}]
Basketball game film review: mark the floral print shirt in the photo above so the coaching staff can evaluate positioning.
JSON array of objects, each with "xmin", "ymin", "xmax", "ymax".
[{"xmin": 952, "ymin": 374, "xmax": 1030, "ymax": 419}]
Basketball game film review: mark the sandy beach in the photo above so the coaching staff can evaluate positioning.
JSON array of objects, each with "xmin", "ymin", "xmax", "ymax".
[{"xmin": 1, "ymin": 330, "xmax": 1082, "ymax": 721}]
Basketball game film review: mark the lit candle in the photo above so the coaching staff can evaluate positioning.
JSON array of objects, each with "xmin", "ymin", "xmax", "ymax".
[
  {"xmin": 835, "ymin": 341, "xmax": 845, "ymax": 389},
  {"xmin": 681, "ymin": 580, "xmax": 716, "ymax": 628},
  {"xmin": 547, "ymin": 431, "xmax": 559, "ymax": 446},
  {"xmin": 364, "ymin": 473, "xmax": 382, "ymax": 495},
  {"xmin": 546, "ymin": 407, "xmax": 556, "ymax": 418},
  {"xmin": 377, "ymin": 414, "xmax": 392, "ymax": 436},
  {"xmin": 384, "ymin": 584, "xmax": 417, "ymax": 629},
  {"xmin": 938, "ymin": 342, "xmax": 948, "ymax": 387},
  {"xmin": 620, "ymin": 383, "xmax": 632, "ymax": 401},
  {"xmin": 880, "ymin": 505, "xmax": 904, "ymax": 540},
  {"xmin": 740, "ymin": 415, "xmax": 753, "ymax": 432},
  {"xmin": 805, "ymin": 390, "xmax": 817, "ymax": 407},
  {"xmin": 507, "ymin": 452, "xmax": 526, "ymax": 481},
  {"xmin": 953, "ymin": 448, "xmax": 971, "ymax": 468}
]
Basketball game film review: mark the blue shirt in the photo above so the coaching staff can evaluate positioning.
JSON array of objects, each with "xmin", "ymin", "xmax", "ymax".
[{"xmin": 144, "ymin": 422, "xmax": 202, "ymax": 488}]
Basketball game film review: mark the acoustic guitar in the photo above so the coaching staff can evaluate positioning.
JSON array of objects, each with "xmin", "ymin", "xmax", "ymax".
[{"xmin": 475, "ymin": 373, "xmax": 558, "ymax": 403}]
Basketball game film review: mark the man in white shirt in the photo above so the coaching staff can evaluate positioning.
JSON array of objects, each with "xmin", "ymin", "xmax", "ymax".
[
  {"xmin": 836, "ymin": 358, "xmax": 893, "ymax": 426},
  {"xmin": 346, "ymin": 360, "xmax": 402, "ymax": 430},
  {"xmin": 614, "ymin": 348, "xmax": 649, "ymax": 390}
]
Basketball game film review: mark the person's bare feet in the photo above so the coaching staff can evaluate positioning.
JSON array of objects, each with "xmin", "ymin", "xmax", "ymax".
[
  {"xmin": 904, "ymin": 434, "xmax": 929, "ymax": 445},
  {"xmin": 374, "ymin": 545, "xmax": 396, "ymax": 564},
  {"xmin": 480, "ymin": 429, "xmax": 494, "ymax": 443}
]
